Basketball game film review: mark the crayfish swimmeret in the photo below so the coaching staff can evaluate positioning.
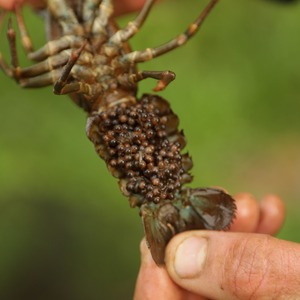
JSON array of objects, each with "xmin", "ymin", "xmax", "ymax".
[{"xmin": 0, "ymin": 0, "xmax": 236, "ymax": 265}]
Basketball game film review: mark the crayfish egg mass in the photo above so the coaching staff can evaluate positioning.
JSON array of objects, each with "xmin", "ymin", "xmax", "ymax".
[{"xmin": 88, "ymin": 94, "xmax": 191, "ymax": 205}]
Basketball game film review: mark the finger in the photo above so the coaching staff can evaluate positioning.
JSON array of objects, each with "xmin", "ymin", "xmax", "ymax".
[
  {"xmin": 134, "ymin": 239, "xmax": 190, "ymax": 300},
  {"xmin": 166, "ymin": 231, "xmax": 300, "ymax": 300},
  {"xmin": 230, "ymin": 193, "xmax": 260, "ymax": 233},
  {"xmin": 0, "ymin": 0, "xmax": 44, "ymax": 10},
  {"xmin": 256, "ymin": 194, "xmax": 285, "ymax": 235},
  {"xmin": 0, "ymin": 0, "xmax": 22, "ymax": 10},
  {"xmin": 114, "ymin": 0, "xmax": 146, "ymax": 16}
]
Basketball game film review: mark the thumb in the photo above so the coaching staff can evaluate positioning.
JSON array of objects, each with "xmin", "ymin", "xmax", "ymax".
[{"xmin": 165, "ymin": 231, "xmax": 300, "ymax": 300}]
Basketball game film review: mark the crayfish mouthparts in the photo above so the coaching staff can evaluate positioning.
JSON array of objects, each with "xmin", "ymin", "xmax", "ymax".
[{"xmin": 0, "ymin": 0, "xmax": 236, "ymax": 265}]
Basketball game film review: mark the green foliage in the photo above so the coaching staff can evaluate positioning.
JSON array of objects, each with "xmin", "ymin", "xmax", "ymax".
[{"xmin": 0, "ymin": 1, "xmax": 300, "ymax": 298}]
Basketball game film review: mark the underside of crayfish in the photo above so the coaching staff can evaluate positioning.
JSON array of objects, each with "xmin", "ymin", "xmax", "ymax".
[{"xmin": 0, "ymin": 0, "xmax": 236, "ymax": 265}]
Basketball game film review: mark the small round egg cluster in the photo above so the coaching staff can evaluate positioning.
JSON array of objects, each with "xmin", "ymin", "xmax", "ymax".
[{"xmin": 93, "ymin": 94, "xmax": 189, "ymax": 204}]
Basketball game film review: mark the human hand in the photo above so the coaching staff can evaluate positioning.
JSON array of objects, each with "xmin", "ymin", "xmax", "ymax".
[
  {"xmin": 0, "ymin": 0, "xmax": 146, "ymax": 16},
  {"xmin": 133, "ymin": 193, "xmax": 296, "ymax": 300}
]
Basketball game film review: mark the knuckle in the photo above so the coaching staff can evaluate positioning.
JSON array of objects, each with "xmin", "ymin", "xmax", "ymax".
[{"xmin": 222, "ymin": 234, "xmax": 280, "ymax": 299}]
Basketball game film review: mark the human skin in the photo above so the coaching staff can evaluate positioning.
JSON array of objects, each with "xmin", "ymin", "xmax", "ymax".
[{"xmin": 0, "ymin": 1, "xmax": 294, "ymax": 299}]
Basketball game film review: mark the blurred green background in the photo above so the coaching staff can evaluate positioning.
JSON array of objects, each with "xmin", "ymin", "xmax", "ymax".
[{"xmin": 0, "ymin": 0, "xmax": 300, "ymax": 299}]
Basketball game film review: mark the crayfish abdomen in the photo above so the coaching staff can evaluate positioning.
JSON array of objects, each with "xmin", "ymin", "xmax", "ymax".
[
  {"xmin": 86, "ymin": 92, "xmax": 236, "ymax": 265},
  {"xmin": 87, "ymin": 93, "xmax": 192, "ymax": 208}
]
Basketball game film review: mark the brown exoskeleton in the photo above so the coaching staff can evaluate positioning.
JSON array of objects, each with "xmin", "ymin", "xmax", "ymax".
[{"xmin": 0, "ymin": 0, "xmax": 236, "ymax": 265}]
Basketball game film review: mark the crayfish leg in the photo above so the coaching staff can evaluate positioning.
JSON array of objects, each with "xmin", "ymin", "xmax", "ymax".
[
  {"xmin": 6, "ymin": 17, "xmax": 22, "ymax": 79},
  {"xmin": 15, "ymin": 5, "xmax": 33, "ymax": 53},
  {"xmin": 0, "ymin": 53, "xmax": 12, "ymax": 77},
  {"xmin": 82, "ymin": 0, "xmax": 101, "ymax": 32},
  {"xmin": 53, "ymin": 43, "xmax": 85, "ymax": 92},
  {"xmin": 47, "ymin": 0, "xmax": 82, "ymax": 35},
  {"xmin": 19, "ymin": 69, "xmax": 61, "ymax": 87},
  {"xmin": 28, "ymin": 36, "xmax": 84, "ymax": 62},
  {"xmin": 107, "ymin": 0, "xmax": 155, "ymax": 47},
  {"xmin": 118, "ymin": 0, "xmax": 218, "ymax": 64},
  {"xmin": 92, "ymin": 0, "xmax": 113, "ymax": 35},
  {"xmin": 117, "ymin": 70, "xmax": 176, "ymax": 92}
]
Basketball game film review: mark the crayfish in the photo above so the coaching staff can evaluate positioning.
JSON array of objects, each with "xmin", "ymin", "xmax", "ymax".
[{"xmin": 0, "ymin": 0, "xmax": 236, "ymax": 265}]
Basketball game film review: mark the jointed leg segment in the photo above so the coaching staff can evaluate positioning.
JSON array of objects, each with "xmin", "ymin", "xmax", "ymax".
[
  {"xmin": 47, "ymin": 0, "xmax": 82, "ymax": 35},
  {"xmin": 28, "ymin": 36, "xmax": 84, "ymax": 61},
  {"xmin": 0, "ymin": 7, "xmax": 90, "ymax": 90},
  {"xmin": 53, "ymin": 43, "xmax": 85, "ymax": 93},
  {"xmin": 108, "ymin": 0, "xmax": 156, "ymax": 46},
  {"xmin": 0, "ymin": 0, "xmax": 218, "ymax": 97},
  {"xmin": 112, "ymin": 0, "xmax": 218, "ymax": 91},
  {"xmin": 15, "ymin": 5, "xmax": 33, "ymax": 53},
  {"xmin": 118, "ymin": 0, "xmax": 218, "ymax": 64},
  {"xmin": 92, "ymin": 0, "xmax": 113, "ymax": 35},
  {"xmin": 53, "ymin": 41, "xmax": 101, "ymax": 97},
  {"xmin": 82, "ymin": 0, "xmax": 101, "ymax": 32},
  {"xmin": 6, "ymin": 18, "xmax": 21, "ymax": 79},
  {"xmin": 118, "ymin": 70, "xmax": 176, "ymax": 91}
]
